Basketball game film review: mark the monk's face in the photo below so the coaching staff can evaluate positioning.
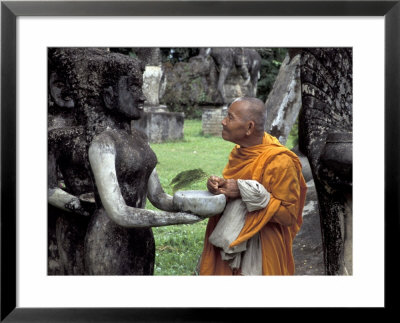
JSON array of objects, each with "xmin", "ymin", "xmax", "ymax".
[{"xmin": 221, "ymin": 100, "xmax": 250, "ymax": 145}]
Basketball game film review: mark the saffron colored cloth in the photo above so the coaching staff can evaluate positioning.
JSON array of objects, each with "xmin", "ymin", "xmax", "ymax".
[{"xmin": 199, "ymin": 132, "xmax": 307, "ymax": 275}]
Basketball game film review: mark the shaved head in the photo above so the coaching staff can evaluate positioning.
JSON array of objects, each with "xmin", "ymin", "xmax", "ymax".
[{"xmin": 230, "ymin": 97, "xmax": 267, "ymax": 134}]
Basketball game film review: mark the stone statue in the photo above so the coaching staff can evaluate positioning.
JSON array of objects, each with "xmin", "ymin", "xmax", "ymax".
[
  {"xmin": 298, "ymin": 48, "xmax": 353, "ymax": 275},
  {"xmin": 198, "ymin": 47, "xmax": 262, "ymax": 104},
  {"xmin": 48, "ymin": 48, "xmax": 204, "ymax": 275}
]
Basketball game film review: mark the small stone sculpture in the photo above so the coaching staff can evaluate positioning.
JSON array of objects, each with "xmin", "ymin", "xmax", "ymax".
[{"xmin": 198, "ymin": 47, "xmax": 262, "ymax": 103}]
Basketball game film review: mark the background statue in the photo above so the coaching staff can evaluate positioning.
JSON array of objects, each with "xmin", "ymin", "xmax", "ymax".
[
  {"xmin": 198, "ymin": 47, "xmax": 262, "ymax": 104},
  {"xmin": 297, "ymin": 48, "xmax": 353, "ymax": 275},
  {"xmin": 48, "ymin": 48, "xmax": 201, "ymax": 275}
]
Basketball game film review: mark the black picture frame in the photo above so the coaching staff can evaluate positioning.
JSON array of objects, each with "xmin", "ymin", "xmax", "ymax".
[{"xmin": 1, "ymin": 0, "xmax": 398, "ymax": 321}]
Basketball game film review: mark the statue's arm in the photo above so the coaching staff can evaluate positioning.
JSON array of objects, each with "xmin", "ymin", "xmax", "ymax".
[
  {"xmin": 88, "ymin": 134, "xmax": 202, "ymax": 228},
  {"xmin": 147, "ymin": 168, "xmax": 176, "ymax": 212},
  {"xmin": 48, "ymin": 147, "xmax": 89, "ymax": 216}
]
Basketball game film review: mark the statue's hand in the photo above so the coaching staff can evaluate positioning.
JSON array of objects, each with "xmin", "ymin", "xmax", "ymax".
[
  {"xmin": 65, "ymin": 198, "xmax": 90, "ymax": 217},
  {"xmin": 173, "ymin": 190, "xmax": 226, "ymax": 218}
]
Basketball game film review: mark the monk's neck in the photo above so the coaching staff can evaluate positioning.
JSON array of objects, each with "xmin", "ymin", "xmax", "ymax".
[{"xmin": 238, "ymin": 134, "xmax": 264, "ymax": 148}]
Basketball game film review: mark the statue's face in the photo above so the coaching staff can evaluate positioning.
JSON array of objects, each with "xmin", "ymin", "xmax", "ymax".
[
  {"xmin": 49, "ymin": 72, "xmax": 75, "ymax": 109},
  {"xmin": 103, "ymin": 75, "xmax": 145, "ymax": 120}
]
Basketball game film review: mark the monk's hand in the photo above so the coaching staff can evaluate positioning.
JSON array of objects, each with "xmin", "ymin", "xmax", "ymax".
[
  {"xmin": 218, "ymin": 179, "xmax": 240, "ymax": 199},
  {"xmin": 207, "ymin": 176, "xmax": 225, "ymax": 195}
]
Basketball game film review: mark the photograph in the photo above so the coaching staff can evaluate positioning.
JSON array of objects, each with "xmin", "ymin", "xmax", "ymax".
[
  {"xmin": 47, "ymin": 46, "xmax": 352, "ymax": 277},
  {"xmin": 1, "ymin": 0, "xmax": 397, "ymax": 321}
]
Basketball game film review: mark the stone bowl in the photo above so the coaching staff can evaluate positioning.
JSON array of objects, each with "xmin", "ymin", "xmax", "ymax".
[{"xmin": 173, "ymin": 190, "xmax": 226, "ymax": 218}]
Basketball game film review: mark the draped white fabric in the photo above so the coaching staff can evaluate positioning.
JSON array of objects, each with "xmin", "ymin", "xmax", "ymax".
[{"xmin": 208, "ymin": 180, "xmax": 270, "ymax": 275}]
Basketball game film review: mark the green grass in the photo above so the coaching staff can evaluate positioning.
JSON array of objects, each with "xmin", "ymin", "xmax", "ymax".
[
  {"xmin": 148, "ymin": 120, "xmax": 234, "ymax": 275},
  {"xmin": 147, "ymin": 119, "xmax": 298, "ymax": 275},
  {"xmin": 148, "ymin": 120, "xmax": 235, "ymax": 194}
]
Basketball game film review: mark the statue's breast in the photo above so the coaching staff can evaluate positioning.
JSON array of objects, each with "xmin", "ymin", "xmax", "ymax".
[{"xmin": 113, "ymin": 130, "xmax": 157, "ymax": 208}]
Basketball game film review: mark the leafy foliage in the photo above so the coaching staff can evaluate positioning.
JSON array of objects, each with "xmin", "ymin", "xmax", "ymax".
[
  {"xmin": 256, "ymin": 48, "xmax": 288, "ymax": 102},
  {"xmin": 286, "ymin": 117, "xmax": 299, "ymax": 150},
  {"xmin": 170, "ymin": 168, "xmax": 208, "ymax": 193}
]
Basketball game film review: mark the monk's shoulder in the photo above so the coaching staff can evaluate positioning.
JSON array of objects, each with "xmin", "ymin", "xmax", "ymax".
[{"xmin": 266, "ymin": 151, "xmax": 295, "ymax": 171}]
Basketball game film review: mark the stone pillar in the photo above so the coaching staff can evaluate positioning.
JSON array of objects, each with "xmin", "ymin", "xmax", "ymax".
[
  {"xmin": 201, "ymin": 106, "xmax": 227, "ymax": 136},
  {"xmin": 132, "ymin": 48, "xmax": 185, "ymax": 143},
  {"xmin": 136, "ymin": 48, "xmax": 163, "ymax": 108},
  {"xmin": 142, "ymin": 65, "xmax": 163, "ymax": 107}
]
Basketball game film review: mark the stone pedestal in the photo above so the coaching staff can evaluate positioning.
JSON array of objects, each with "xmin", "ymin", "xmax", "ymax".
[
  {"xmin": 201, "ymin": 106, "xmax": 227, "ymax": 136},
  {"xmin": 131, "ymin": 105, "xmax": 184, "ymax": 143}
]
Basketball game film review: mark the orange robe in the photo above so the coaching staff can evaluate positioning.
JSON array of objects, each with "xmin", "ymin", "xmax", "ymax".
[{"xmin": 199, "ymin": 133, "xmax": 307, "ymax": 275}]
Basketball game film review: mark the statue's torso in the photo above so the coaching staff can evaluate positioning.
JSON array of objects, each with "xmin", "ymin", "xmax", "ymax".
[
  {"xmin": 86, "ymin": 127, "xmax": 157, "ymax": 275},
  {"xmin": 98, "ymin": 127, "xmax": 157, "ymax": 208}
]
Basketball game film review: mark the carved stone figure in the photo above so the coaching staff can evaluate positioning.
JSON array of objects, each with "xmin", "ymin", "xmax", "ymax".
[
  {"xmin": 198, "ymin": 47, "xmax": 262, "ymax": 104},
  {"xmin": 48, "ymin": 48, "xmax": 202, "ymax": 275},
  {"xmin": 265, "ymin": 52, "xmax": 302, "ymax": 145},
  {"xmin": 298, "ymin": 48, "xmax": 353, "ymax": 275},
  {"xmin": 160, "ymin": 53, "xmax": 219, "ymax": 109}
]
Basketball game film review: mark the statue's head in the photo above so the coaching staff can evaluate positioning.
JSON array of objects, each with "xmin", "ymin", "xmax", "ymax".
[
  {"xmin": 101, "ymin": 52, "xmax": 145, "ymax": 120},
  {"xmin": 48, "ymin": 48, "xmax": 145, "ymax": 121}
]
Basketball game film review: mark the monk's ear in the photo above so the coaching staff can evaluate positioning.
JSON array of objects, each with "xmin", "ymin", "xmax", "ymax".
[{"xmin": 246, "ymin": 120, "xmax": 255, "ymax": 135}]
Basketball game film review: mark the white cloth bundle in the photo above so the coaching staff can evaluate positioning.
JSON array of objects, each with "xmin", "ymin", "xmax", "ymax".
[
  {"xmin": 237, "ymin": 179, "xmax": 270, "ymax": 212},
  {"xmin": 208, "ymin": 180, "xmax": 270, "ymax": 275}
]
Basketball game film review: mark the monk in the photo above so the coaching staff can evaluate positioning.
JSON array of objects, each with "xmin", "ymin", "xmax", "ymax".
[{"xmin": 199, "ymin": 97, "xmax": 307, "ymax": 275}]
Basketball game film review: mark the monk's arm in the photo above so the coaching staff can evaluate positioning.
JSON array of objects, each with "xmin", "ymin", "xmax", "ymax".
[{"xmin": 266, "ymin": 157, "xmax": 301, "ymax": 226}]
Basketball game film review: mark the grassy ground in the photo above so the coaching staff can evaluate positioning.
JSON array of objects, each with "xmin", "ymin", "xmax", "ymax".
[{"xmin": 148, "ymin": 119, "xmax": 297, "ymax": 275}]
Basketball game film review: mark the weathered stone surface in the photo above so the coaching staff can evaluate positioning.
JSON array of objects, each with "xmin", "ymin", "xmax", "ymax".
[
  {"xmin": 160, "ymin": 56, "xmax": 219, "ymax": 108},
  {"xmin": 160, "ymin": 48, "xmax": 261, "ymax": 114},
  {"xmin": 201, "ymin": 106, "xmax": 227, "ymax": 136},
  {"xmin": 131, "ymin": 109, "xmax": 185, "ymax": 143},
  {"xmin": 265, "ymin": 53, "xmax": 302, "ymax": 145},
  {"xmin": 198, "ymin": 48, "xmax": 262, "ymax": 104},
  {"xmin": 142, "ymin": 65, "xmax": 163, "ymax": 106},
  {"xmin": 135, "ymin": 48, "xmax": 161, "ymax": 66},
  {"xmin": 292, "ymin": 145, "xmax": 313, "ymax": 183},
  {"xmin": 173, "ymin": 190, "xmax": 226, "ymax": 218},
  {"xmin": 48, "ymin": 48, "xmax": 155, "ymax": 275},
  {"xmin": 298, "ymin": 48, "xmax": 353, "ymax": 275}
]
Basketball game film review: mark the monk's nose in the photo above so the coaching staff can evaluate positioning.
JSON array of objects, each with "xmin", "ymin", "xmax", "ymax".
[{"xmin": 221, "ymin": 117, "xmax": 227, "ymax": 127}]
